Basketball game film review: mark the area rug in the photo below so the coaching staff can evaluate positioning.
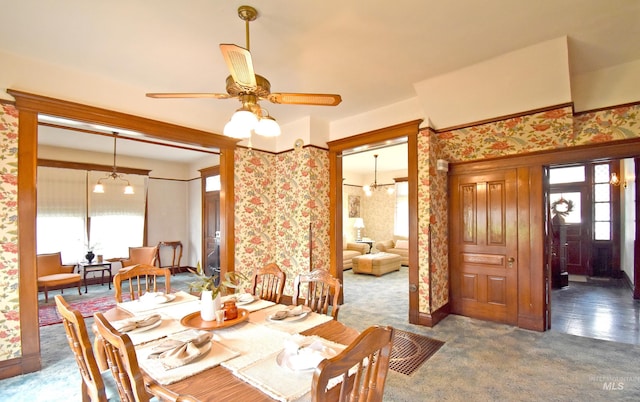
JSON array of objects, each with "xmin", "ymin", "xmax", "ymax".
[
  {"xmin": 389, "ymin": 329, "xmax": 445, "ymax": 376},
  {"xmin": 38, "ymin": 294, "xmax": 127, "ymax": 327}
]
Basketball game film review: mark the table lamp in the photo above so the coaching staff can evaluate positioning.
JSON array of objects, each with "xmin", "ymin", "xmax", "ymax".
[{"xmin": 353, "ymin": 218, "xmax": 365, "ymax": 241}]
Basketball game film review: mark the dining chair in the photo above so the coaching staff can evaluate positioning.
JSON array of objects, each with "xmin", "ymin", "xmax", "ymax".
[
  {"xmin": 54, "ymin": 295, "xmax": 118, "ymax": 402},
  {"xmin": 113, "ymin": 263, "xmax": 171, "ymax": 303},
  {"xmin": 93, "ymin": 312, "xmax": 198, "ymax": 402},
  {"xmin": 37, "ymin": 252, "xmax": 82, "ymax": 303},
  {"xmin": 311, "ymin": 325, "xmax": 395, "ymax": 402},
  {"xmin": 250, "ymin": 262, "xmax": 286, "ymax": 303},
  {"xmin": 292, "ymin": 268, "xmax": 342, "ymax": 319}
]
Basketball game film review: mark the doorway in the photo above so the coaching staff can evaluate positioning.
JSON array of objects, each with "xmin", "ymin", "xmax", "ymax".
[
  {"xmin": 328, "ymin": 119, "xmax": 421, "ymax": 324},
  {"xmin": 201, "ymin": 166, "xmax": 221, "ymax": 278},
  {"xmin": 11, "ymin": 90, "xmax": 238, "ymax": 375}
]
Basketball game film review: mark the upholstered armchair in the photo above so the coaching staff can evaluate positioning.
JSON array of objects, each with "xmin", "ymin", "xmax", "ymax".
[
  {"xmin": 37, "ymin": 252, "xmax": 82, "ymax": 303},
  {"xmin": 120, "ymin": 246, "xmax": 158, "ymax": 270}
]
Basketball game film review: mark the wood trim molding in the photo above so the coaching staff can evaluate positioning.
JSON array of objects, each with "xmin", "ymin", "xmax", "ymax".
[
  {"xmin": 415, "ymin": 302, "xmax": 450, "ymax": 327},
  {"xmin": 8, "ymin": 89, "xmax": 239, "ymax": 149},
  {"xmin": 38, "ymin": 158, "xmax": 151, "ymax": 176}
]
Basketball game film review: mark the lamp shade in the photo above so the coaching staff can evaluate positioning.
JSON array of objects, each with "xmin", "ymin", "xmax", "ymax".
[
  {"xmin": 353, "ymin": 218, "xmax": 365, "ymax": 229},
  {"xmin": 255, "ymin": 116, "xmax": 281, "ymax": 137}
]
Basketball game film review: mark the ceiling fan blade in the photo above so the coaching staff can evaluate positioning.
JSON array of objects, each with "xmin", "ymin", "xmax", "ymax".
[
  {"xmin": 146, "ymin": 93, "xmax": 231, "ymax": 99},
  {"xmin": 220, "ymin": 44, "xmax": 257, "ymax": 90},
  {"xmin": 268, "ymin": 93, "xmax": 342, "ymax": 106}
]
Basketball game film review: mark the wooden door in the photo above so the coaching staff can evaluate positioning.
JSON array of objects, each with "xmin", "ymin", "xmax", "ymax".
[
  {"xmin": 549, "ymin": 189, "xmax": 591, "ymax": 276},
  {"xmin": 450, "ymin": 169, "xmax": 518, "ymax": 325},
  {"xmin": 204, "ymin": 190, "xmax": 220, "ymax": 277}
]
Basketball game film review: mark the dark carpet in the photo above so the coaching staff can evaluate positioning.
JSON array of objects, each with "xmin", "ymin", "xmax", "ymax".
[{"xmin": 389, "ymin": 329, "xmax": 444, "ymax": 376}]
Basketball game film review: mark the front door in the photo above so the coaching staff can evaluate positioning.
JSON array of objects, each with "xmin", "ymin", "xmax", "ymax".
[{"xmin": 449, "ymin": 169, "xmax": 518, "ymax": 325}]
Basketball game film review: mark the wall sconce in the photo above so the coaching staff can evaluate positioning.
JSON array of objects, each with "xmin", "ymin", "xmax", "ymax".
[{"xmin": 610, "ymin": 172, "xmax": 627, "ymax": 188}]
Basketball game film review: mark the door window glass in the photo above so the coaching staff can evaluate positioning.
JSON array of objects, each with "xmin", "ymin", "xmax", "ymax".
[
  {"xmin": 549, "ymin": 166, "xmax": 585, "ymax": 184},
  {"xmin": 593, "ymin": 163, "xmax": 612, "ymax": 241},
  {"xmin": 550, "ymin": 192, "xmax": 581, "ymax": 224}
]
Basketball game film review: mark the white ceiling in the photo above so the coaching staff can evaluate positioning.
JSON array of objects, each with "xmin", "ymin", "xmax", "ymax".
[{"xmin": 5, "ymin": 0, "xmax": 640, "ymax": 172}]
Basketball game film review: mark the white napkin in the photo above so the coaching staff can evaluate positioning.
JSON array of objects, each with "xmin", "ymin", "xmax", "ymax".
[
  {"xmin": 281, "ymin": 334, "xmax": 337, "ymax": 371},
  {"xmin": 139, "ymin": 292, "xmax": 170, "ymax": 304},
  {"xmin": 147, "ymin": 332, "xmax": 213, "ymax": 370},
  {"xmin": 113, "ymin": 314, "xmax": 161, "ymax": 333}
]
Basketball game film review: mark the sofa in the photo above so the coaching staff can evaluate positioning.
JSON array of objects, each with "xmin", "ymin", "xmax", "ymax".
[
  {"xmin": 374, "ymin": 239, "xmax": 409, "ymax": 266},
  {"xmin": 343, "ymin": 242, "xmax": 370, "ymax": 270}
]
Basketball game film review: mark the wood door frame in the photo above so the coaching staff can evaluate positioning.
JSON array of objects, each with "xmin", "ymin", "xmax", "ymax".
[
  {"xmin": 450, "ymin": 137, "xmax": 640, "ymax": 331},
  {"xmin": 327, "ymin": 119, "xmax": 422, "ymax": 323},
  {"xmin": 7, "ymin": 90, "xmax": 238, "ymax": 377}
]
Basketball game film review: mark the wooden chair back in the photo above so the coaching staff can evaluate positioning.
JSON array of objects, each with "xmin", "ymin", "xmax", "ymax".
[
  {"xmin": 121, "ymin": 246, "xmax": 158, "ymax": 268},
  {"xmin": 250, "ymin": 262, "xmax": 286, "ymax": 303},
  {"xmin": 54, "ymin": 295, "xmax": 107, "ymax": 402},
  {"xmin": 311, "ymin": 326, "xmax": 395, "ymax": 402},
  {"xmin": 293, "ymin": 269, "xmax": 341, "ymax": 319},
  {"xmin": 93, "ymin": 312, "xmax": 198, "ymax": 402},
  {"xmin": 113, "ymin": 263, "xmax": 171, "ymax": 303}
]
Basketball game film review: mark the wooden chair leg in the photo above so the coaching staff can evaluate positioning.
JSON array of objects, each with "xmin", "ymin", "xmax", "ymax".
[
  {"xmin": 77, "ymin": 282, "xmax": 82, "ymax": 296},
  {"xmin": 44, "ymin": 288, "xmax": 49, "ymax": 303}
]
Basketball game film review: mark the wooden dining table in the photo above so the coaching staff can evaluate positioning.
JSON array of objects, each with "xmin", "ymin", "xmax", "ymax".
[{"xmin": 102, "ymin": 299, "xmax": 360, "ymax": 401}]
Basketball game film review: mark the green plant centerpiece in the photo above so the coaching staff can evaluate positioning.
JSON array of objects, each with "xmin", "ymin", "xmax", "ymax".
[{"xmin": 188, "ymin": 262, "xmax": 248, "ymax": 299}]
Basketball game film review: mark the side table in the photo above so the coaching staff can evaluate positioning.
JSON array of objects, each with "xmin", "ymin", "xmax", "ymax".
[
  {"xmin": 157, "ymin": 241, "xmax": 183, "ymax": 275},
  {"xmin": 77, "ymin": 262, "xmax": 112, "ymax": 293}
]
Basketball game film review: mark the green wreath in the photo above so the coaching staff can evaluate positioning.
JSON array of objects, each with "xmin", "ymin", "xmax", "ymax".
[{"xmin": 551, "ymin": 198, "xmax": 574, "ymax": 217}]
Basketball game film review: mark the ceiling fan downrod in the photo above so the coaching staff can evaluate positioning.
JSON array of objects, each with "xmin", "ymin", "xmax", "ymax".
[{"xmin": 237, "ymin": 5, "xmax": 257, "ymax": 51}]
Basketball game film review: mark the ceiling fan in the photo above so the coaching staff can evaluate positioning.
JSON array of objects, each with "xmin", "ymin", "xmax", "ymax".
[{"xmin": 146, "ymin": 5, "xmax": 342, "ymax": 138}]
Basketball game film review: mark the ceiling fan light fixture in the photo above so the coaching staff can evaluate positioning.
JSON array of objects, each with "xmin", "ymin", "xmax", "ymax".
[
  {"xmin": 223, "ymin": 119, "xmax": 252, "ymax": 139},
  {"xmin": 231, "ymin": 108, "xmax": 258, "ymax": 128},
  {"xmin": 93, "ymin": 183, "xmax": 105, "ymax": 193},
  {"xmin": 255, "ymin": 115, "xmax": 281, "ymax": 137}
]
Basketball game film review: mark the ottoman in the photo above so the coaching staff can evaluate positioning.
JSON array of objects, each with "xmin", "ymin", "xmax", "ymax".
[{"xmin": 352, "ymin": 253, "xmax": 402, "ymax": 276}]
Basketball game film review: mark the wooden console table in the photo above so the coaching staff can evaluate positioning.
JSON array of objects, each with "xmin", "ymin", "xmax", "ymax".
[{"xmin": 157, "ymin": 241, "xmax": 183, "ymax": 275}]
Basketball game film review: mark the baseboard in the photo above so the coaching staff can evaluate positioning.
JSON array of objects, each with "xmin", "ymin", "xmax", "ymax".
[
  {"xmin": 414, "ymin": 302, "xmax": 450, "ymax": 327},
  {"xmin": 0, "ymin": 352, "xmax": 41, "ymax": 380}
]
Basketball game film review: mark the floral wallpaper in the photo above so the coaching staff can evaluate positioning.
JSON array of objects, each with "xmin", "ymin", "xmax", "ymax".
[
  {"xmin": 233, "ymin": 149, "xmax": 277, "ymax": 285},
  {"xmin": 0, "ymin": 103, "xmax": 20, "ymax": 361},
  {"xmin": 416, "ymin": 130, "xmax": 432, "ymax": 312},
  {"xmin": 438, "ymin": 106, "xmax": 574, "ymax": 162},
  {"xmin": 234, "ymin": 146, "xmax": 330, "ymax": 297},
  {"xmin": 360, "ymin": 187, "xmax": 395, "ymax": 248},
  {"xmin": 574, "ymin": 105, "xmax": 640, "ymax": 144}
]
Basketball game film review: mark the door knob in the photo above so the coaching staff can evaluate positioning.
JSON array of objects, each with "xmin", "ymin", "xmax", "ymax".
[
  {"xmin": 409, "ymin": 284, "xmax": 417, "ymax": 292},
  {"xmin": 508, "ymin": 257, "xmax": 515, "ymax": 263}
]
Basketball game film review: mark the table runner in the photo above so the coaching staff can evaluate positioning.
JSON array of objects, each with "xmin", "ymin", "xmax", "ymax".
[
  {"xmin": 216, "ymin": 322, "xmax": 293, "ymax": 371},
  {"xmin": 118, "ymin": 291, "xmax": 199, "ymax": 315}
]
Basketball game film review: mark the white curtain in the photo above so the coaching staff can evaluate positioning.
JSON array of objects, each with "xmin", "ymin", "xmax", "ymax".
[{"xmin": 36, "ymin": 167, "xmax": 87, "ymax": 263}]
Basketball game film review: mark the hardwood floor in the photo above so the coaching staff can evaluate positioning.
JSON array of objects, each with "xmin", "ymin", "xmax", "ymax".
[{"xmin": 551, "ymin": 278, "xmax": 640, "ymax": 345}]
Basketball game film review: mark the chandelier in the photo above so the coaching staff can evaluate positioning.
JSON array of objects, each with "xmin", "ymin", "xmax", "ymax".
[
  {"xmin": 363, "ymin": 154, "xmax": 394, "ymax": 196},
  {"xmin": 93, "ymin": 134, "xmax": 134, "ymax": 194}
]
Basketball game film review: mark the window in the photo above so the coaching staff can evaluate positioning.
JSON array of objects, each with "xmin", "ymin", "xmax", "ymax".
[
  {"xmin": 37, "ymin": 166, "xmax": 147, "ymax": 262},
  {"xmin": 593, "ymin": 163, "xmax": 612, "ymax": 241},
  {"xmin": 394, "ymin": 181, "xmax": 409, "ymax": 237}
]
